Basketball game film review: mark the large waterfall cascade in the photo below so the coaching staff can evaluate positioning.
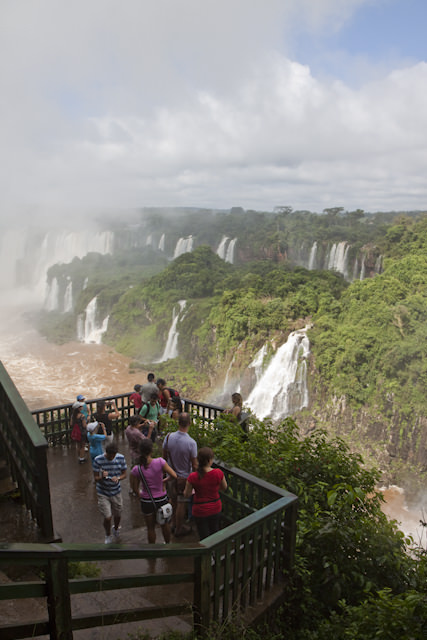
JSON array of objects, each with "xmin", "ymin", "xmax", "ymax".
[
  {"xmin": 158, "ymin": 234, "xmax": 165, "ymax": 251},
  {"xmin": 225, "ymin": 238, "xmax": 237, "ymax": 264},
  {"xmin": 77, "ymin": 296, "xmax": 109, "ymax": 344},
  {"xmin": 216, "ymin": 236, "xmax": 237, "ymax": 264},
  {"xmin": 326, "ymin": 241, "xmax": 350, "ymax": 279},
  {"xmin": 173, "ymin": 236, "xmax": 194, "ymax": 259},
  {"xmin": 246, "ymin": 327, "xmax": 310, "ymax": 422},
  {"xmin": 216, "ymin": 236, "xmax": 229, "ymax": 260},
  {"xmin": 156, "ymin": 300, "xmax": 187, "ymax": 362}
]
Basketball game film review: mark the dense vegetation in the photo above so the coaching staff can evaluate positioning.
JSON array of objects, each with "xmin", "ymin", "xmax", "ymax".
[
  {"xmin": 34, "ymin": 207, "xmax": 427, "ymax": 637},
  {"xmin": 128, "ymin": 415, "xmax": 427, "ymax": 639},
  {"xmin": 37, "ymin": 208, "xmax": 427, "ymax": 476}
]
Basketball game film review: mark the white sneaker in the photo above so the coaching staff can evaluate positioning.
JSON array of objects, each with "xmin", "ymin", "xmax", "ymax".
[
  {"xmin": 104, "ymin": 535, "xmax": 113, "ymax": 544},
  {"xmin": 112, "ymin": 526, "xmax": 121, "ymax": 540}
]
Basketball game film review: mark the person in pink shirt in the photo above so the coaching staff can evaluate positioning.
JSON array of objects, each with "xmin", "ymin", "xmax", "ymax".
[
  {"xmin": 125, "ymin": 415, "xmax": 146, "ymax": 496},
  {"xmin": 131, "ymin": 439, "xmax": 176, "ymax": 543}
]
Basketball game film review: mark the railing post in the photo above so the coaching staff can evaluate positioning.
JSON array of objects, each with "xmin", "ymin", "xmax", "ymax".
[
  {"xmin": 193, "ymin": 552, "xmax": 211, "ymax": 636},
  {"xmin": 283, "ymin": 501, "xmax": 298, "ymax": 572},
  {"xmin": 46, "ymin": 553, "xmax": 73, "ymax": 640}
]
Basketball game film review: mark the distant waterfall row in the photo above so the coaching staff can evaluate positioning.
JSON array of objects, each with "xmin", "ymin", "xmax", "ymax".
[
  {"xmin": 303, "ymin": 241, "xmax": 382, "ymax": 281},
  {"xmin": 147, "ymin": 233, "xmax": 237, "ymax": 263}
]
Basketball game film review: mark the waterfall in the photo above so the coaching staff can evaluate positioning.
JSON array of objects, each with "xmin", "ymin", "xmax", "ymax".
[
  {"xmin": 327, "ymin": 241, "xmax": 349, "ymax": 277},
  {"xmin": 173, "ymin": 236, "xmax": 193, "ymax": 259},
  {"xmin": 0, "ymin": 228, "xmax": 114, "ymax": 300},
  {"xmin": 44, "ymin": 277, "xmax": 59, "ymax": 311},
  {"xmin": 216, "ymin": 236, "xmax": 229, "ymax": 260},
  {"xmin": 248, "ymin": 344, "xmax": 268, "ymax": 382},
  {"xmin": 308, "ymin": 242, "xmax": 317, "ymax": 270},
  {"xmin": 360, "ymin": 256, "xmax": 366, "ymax": 280},
  {"xmin": 225, "ymin": 238, "xmax": 237, "ymax": 264},
  {"xmin": 158, "ymin": 234, "xmax": 165, "ymax": 251},
  {"xmin": 63, "ymin": 280, "xmax": 73, "ymax": 313},
  {"xmin": 77, "ymin": 296, "xmax": 109, "ymax": 344},
  {"xmin": 156, "ymin": 300, "xmax": 186, "ymax": 362},
  {"xmin": 247, "ymin": 327, "xmax": 310, "ymax": 422}
]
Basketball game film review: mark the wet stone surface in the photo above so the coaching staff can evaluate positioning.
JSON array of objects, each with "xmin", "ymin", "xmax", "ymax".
[{"xmin": 1, "ymin": 436, "xmax": 199, "ymax": 639}]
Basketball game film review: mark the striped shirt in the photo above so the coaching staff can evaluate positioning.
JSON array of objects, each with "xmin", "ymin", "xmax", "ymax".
[{"xmin": 93, "ymin": 453, "xmax": 127, "ymax": 497}]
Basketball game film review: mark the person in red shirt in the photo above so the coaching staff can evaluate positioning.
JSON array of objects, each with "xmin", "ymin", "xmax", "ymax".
[
  {"xmin": 130, "ymin": 384, "xmax": 143, "ymax": 413},
  {"xmin": 184, "ymin": 447, "xmax": 227, "ymax": 540}
]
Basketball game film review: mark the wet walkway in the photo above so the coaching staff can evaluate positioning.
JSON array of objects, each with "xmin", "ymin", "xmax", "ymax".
[{"xmin": 1, "ymin": 435, "xmax": 200, "ymax": 639}]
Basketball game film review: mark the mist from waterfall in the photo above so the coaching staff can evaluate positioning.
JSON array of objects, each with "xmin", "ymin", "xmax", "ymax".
[
  {"xmin": 44, "ymin": 277, "xmax": 59, "ymax": 312},
  {"xmin": 63, "ymin": 280, "xmax": 73, "ymax": 313},
  {"xmin": 156, "ymin": 300, "xmax": 186, "ymax": 362},
  {"xmin": 0, "ymin": 228, "xmax": 114, "ymax": 302},
  {"xmin": 247, "ymin": 328, "xmax": 310, "ymax": 421}
]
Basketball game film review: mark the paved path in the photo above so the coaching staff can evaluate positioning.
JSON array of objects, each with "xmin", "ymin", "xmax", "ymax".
[{"xmin": 1, "ymin": 436, "xmax": 199, "ymax": 639}]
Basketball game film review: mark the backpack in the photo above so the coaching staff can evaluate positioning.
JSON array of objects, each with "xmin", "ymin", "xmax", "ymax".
[{"xmin": 166, "ymin": 387, "xmax": 180, "ymax": 398}]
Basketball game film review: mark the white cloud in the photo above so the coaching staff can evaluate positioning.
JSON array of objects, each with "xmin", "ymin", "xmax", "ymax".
[{"xmin": 1, "ymin": 0, "xmax": 426, "ymax": 222}]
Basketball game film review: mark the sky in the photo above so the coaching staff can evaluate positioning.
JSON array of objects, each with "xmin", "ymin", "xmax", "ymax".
[{"xmin": 1, "ymin": 0, "xmax": 427, "ymax": 224}]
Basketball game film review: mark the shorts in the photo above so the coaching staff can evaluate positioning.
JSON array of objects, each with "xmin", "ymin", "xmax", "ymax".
[
  {"xmin": 97, "ymin": 493, "xmax": 123, "ymax": 519},
  {"xmin": 167, "ymin": 476, "xmax": 189, "ymax": 503},
  {"xmin": 140, "ymin": 493, "xmax": 169, "ymax": 516}
]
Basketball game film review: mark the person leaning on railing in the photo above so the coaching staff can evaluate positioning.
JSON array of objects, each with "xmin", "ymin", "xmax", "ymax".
[{"xmin": 94, "ymin": 400, "xmax": 119, "ymax": 451}]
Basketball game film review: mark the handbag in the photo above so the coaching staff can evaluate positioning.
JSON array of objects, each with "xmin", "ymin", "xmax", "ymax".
[
  {"xmin": 70, "ymin": 423, "xmax": 81, "ymax": 442},
  {"xmin": 137, "ymin": 466, "xmax": 173, "ymax": 525}
]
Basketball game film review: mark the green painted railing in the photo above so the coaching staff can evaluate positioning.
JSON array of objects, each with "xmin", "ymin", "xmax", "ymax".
[
  {"xmin": 0, "ymin": 462, "xmax": 297, "ymax": 639},
  {"xmin": 0, "ymin": 362, "xmax": 54, "ymax": 540},
  {"xmin": 32, "ymin": 394, "xmax": 225, "ymax": 445},
  {"xmin": 0, "ymin": 366, "xmax": 298, "ymax": 638}
]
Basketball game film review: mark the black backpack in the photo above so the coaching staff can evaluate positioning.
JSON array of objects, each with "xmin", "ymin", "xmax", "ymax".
[{"xmin": 166, "ymin": 387, "xmax": 180, "ymax": 398}]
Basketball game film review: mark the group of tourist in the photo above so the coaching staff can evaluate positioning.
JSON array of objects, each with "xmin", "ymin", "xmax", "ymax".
[{"xmin": 69, "ymin": 374, "xmax": 230, "ymax": 545}]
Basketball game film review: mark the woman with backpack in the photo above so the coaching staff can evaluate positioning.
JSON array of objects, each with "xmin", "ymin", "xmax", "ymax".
[{"xmin": 131, "ymin": 439, "xmax": 177, "ymax": 543}]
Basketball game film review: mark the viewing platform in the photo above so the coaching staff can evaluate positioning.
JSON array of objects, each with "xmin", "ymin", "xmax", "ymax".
[{"xmin": 0, "ymin": 361, "xmax": 298, "ymax": 639}]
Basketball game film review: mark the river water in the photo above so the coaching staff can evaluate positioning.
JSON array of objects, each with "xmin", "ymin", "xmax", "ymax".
[
  {"xmin": 1, "ymin": 299, "xmax": 425, "ymax": 544},
  {"xmin": 0, "ymin": 299, "xmax": 146, "ymax": 410}
]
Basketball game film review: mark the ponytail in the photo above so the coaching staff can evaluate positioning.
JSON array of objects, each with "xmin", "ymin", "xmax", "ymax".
[{"xmin": 138, "ymin": 438, "xmax": 153, "ymax": 469}]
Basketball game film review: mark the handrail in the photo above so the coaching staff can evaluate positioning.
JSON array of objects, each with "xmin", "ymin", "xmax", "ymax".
[
  {"xmin": 0, "ymin": 379, "xmax": 298, "ymax": 638},
  {"xmin": 0, "ymin": 362, "xmax": 54, "ymax": 539},
  {"xmin": 31, "ymin": 393, "xmax": 226, "ymax": 445},
  {"xmin": 0, "ymin": 488, "xmax": 297, "ymax": 639}
]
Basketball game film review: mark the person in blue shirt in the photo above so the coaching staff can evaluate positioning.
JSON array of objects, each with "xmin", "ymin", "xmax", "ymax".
[
  {"xmin": 87, "ymin": 421, "xmax": 107, "ymax": 462},
  {"xmin": 93, "ymin": 442, "xmax": 127, "ymax": 544},
  {"xmin": 76, "ymin": 393, "xmax": 89, "ymax": 420}
]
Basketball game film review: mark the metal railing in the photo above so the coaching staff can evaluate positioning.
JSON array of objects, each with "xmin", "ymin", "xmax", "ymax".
[
  {"xmin": 0, "ymin": 371, "xmax": 298, "ymax": 638},
  {"xmin": 0, "ymin": 461, "xmax": 297, "ymax": 639},
  {"xmin": 31, "ymin": 393, "xmax": 225, "ymax": 445},
  {"xmin": 0, "ymin": 362, "xmax": 54, "ymax": 540}
]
